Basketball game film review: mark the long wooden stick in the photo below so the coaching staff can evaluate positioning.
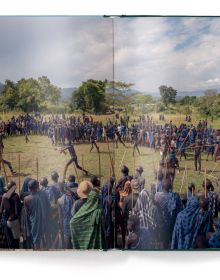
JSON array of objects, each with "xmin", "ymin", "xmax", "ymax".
[
  {"xmin": 179, "ymin": 165, "xmax": 186, "ymax": 194},
  {"xmin": 98, "ymin": 152, "xmax": 101, "ymax": 181},
  {"xmin": 36, "ymin": 157, "xmax": 39, "ymax": 181},
  {"xmin": 2, "ymin": 160, "xmax": 8, "ymax": 185},
  {"xmin": 210, "ymin": 162, "xmax": 219, "ymax": 176},
  {"xmin": 200, "ymin": 171, "xmax": 217, "ymax": 180},
  {"xmin": 81, "ymin": 155, "xmax": 84, "ymax": 180},
  {"xmin": 131, "ymin": 185, "xmax": 134, "ymax": 215},
  {"xmin": 117, "ymin": 150, "xmax": 126, "ymax": 178},
  {"xmin": 133, "ymin": 155, "xmax": 136, "ymax": 175},
  {"xmin": 156, "ymin": 164, "xmax": 159, "ymax": 193},
  {"xmin": 107, "ymin": 179, "xmax": 110, "ymax": 204},
  {"xmin": 18, "ymin": 154, "xmax": 21, "ymax": 193},
  {"xmin": 183, "ymin": 144, "xmax": 214, "ymax": 151},
  {"xmin": 185, "ymin": 165, "xmax": 188, "ymax": 189},
  {"xmin": 177, "ymin": 130, "xmax": 190, "ymax": 154},
  {"xmin": 204, "ymin": 167, "xmax": 207, "ymax": 199},
  {"xmin": 73, "ymin": 163, "xmax": 80, "ymax": 183},
  {"xmin": 106, "ymin": 137, "xmax": 115, "ymax": 177},
  {"xmin": 0, "ymin": 150, "xmax": 8, "ymax": 185}
]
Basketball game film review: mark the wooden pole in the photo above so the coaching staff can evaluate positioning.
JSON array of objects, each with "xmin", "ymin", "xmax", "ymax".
[
  {"xmin": 156, "ymin": 164, "xmax": 159, "ymax": 193},
  {"xmin": 81, "ymin": 155, "xmax": 84, "ymax": 180},
  {"xmin": 36, "ymin": 157, "xmax": 39, "ymax": 181},
  {"xmin": 179, "ymin": 165, "xmax": 186, "ymax": 194},
  {"xmin": 0, "ymin": 150, "xmax": 8, "ymax": 185},
  {"xmin": 210, "ymin": 162, "xmax": 219, "ymax": 176},
  {"xmin": 73, "ymin": 163, "xmax": 80, "ymax": 183},
  {"xmin": 98, "ymin": 152, "xmax": 101, "ymax": 181},
  {"xmin": 107, "ymin": 179, "xmax": 110, "ymax": 204},
  {"xmin": 200, "ymin": 171, "xmax": 217, "ymax": 180},
  {"xmin": 204, "ymin": 167, "xmax": 207, "ymax": 199},
  {"xmin": 2, "ymin": 160, "xmax": 8, "ymax": 185},
  {"xmin": 117, "ymin": 150, "xmax": 126, "ymax": 178},
  {"xmin": 18, "ymin": 154, "xmax": 21, "ymax": 193},
  {"xmin": 131, "ymin": 184, "xmax": 134, "ymax": 215},
  {"xmin": 185, "ymin": 165, "xmax": 188, "ymax": 194},
  {"xmin": 133, "ymin": 156, "xmax": 136, "ymax": 175},
  {"xmin": 177, "ymin": 130, "xmax": 191, "ymax": 154},
  {"xmin": 106, "ymin": 137, "xmax": 115, "ymax": 177},
  {"xmin": 113, "ymin": 146, "xmax": 115, "ymax": 176}
]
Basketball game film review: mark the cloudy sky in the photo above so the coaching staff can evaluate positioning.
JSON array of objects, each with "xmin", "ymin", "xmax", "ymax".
[{"xmin": 0, "ymin": 16, "xmax": 220, "ymax": 93}]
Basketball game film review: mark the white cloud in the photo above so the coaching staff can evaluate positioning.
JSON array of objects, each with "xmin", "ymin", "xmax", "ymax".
[
  {"xmin": 207, "ymin": 78, "xmax": 220, "ymax": 84},
  {"xmin": 1, "ymin": 16, "xmax": 220, "ymax": 94},
  {"xmin": 114, "ymin": 17, "xmax": 220, "ymax": 93}
]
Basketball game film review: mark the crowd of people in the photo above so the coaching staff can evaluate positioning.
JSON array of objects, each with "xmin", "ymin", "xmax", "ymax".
[
  {"xmin": 0, "ymin": 113, "xmax": 220, "ymax": 250},
  {"xmin": 1, "ymin": 113, "xmax": 220, "ymax": 169},
  {"xmin": 0, "ymin": 162, "xmax": 220, "ymax": 250}
]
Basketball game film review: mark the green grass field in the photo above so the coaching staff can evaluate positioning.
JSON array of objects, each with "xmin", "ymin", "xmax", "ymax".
[
  {"xmin": 2, "ymin": 133, "xmax": 220, "ymax": 195},
  {"xmin": 1, "ymin": 109, "xmax": 220, "ymax": 194}
]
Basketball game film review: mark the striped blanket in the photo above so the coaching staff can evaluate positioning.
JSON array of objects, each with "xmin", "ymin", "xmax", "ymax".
[{"xmin": 70, "ymin": 190, "xmax": 106, "ymax": 250}]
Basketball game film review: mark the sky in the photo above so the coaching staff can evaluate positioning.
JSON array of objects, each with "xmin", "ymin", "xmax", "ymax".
[{"xmin": 0, "ymin": 16, "xmax": 220, "ymax": 93}]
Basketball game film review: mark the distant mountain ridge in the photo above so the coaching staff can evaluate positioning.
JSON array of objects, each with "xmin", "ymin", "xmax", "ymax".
[
  {"xmin": 143, "ymin": 90, "xmax": 206, "ymax": 98},
  {"xmin": 105, "ymin": 87, "xmax": 143, "ymax": 96},
  {"xmin": 60, "ymin": 87, "xmax": 76, "ymax": 101},
  {"xmin": 0, "ymin": 81, "xmax": 213, "ymax": 100}
]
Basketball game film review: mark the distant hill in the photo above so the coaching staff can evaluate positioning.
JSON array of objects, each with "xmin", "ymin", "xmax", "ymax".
[
  {"xmin": 60, "ymin": 87, "xmax": 76, "ymax": 101},
  {"xmin": 105, "ymin": 87, "xmax": 141, "ymax": 96},
  {"xmin": 145, "ymin": 90, "xmax": 206, "ymax": 98},
  {"xmin": 177, "ymin": 90, "xmax": 205, "ymax": 97}
]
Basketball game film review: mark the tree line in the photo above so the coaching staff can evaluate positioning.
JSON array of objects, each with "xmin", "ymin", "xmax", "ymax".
[
  {"xmin": 0, "ymin": 76, "xmax": 61, "ymax": 112},
  {"xmin": 1, "ymin": 76, "xmax": 220, "ymax": 119}
]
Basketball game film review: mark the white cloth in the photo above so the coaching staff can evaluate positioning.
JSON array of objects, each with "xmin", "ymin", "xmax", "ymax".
[{"xmin": 7, "ymin": 219, "xmax": 20, "ymax": 239}]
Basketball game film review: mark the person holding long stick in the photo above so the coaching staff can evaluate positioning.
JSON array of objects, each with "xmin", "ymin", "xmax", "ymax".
[
  {"xmin": 60, "ymin": 141, "xmax": 88, "ymax": 180},
  {"xmin": 192, "ymin": 139, "xmax": 203, "ymax": 173},
  {"xmin": 131, "ymin": 125, "xmax": 140, "ymax": 157},
  {"xmin": 202, "ymin": 177, "xmax": 219, "ymax": 219},
  {"xmin": 89, "ymin": 127, "xmax": 100, "ymax": 153},
  {"xmin": 116, "ymin": 165, "xmax": 132, "ymax": 191},
  {"xmin": 114, "ymin": 126, "xmax": 126, "ymax": 148},
  {"xmin": 0, "ymin": 132, "xmax": 15, "ymax": 175}
]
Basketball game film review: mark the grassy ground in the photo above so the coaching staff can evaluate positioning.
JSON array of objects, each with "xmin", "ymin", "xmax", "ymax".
[
  {"xmin": 2, "ymin": 134, "xmax": 220, "ymax": 195},
  {"xmin": 1, "ymin": 109, "xmax": 220, "ymax": 194}
]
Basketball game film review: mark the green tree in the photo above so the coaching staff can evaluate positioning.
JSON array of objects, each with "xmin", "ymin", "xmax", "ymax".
[
  {"xmin": 0, "ymin": 79, "xmax": 19, "ymax": 110},
  {"xmin": 71, "ymin": 79, "xmax": 106, "ymax": 113},
  {"xmin": 134, "ymin": 94, "xmax": 153, "ymax": 106},
  {"xmin": 198, "ymin": 93, "xmax": 220, "ymax": 119},
  {"xmin": 159, "ymin": 85, "xmax": 177, "ymax": 106},
  {"xmin": 48, "ymin": 84, "xmax": 61, "ymax": 105},
  {"xmin": 38, "ymin": 76, "xmax": 61, "ymax": 104},
  {"xmin": 107, "ymin": 80, "xmax": 134, "ymax": 93},
  {"xmin": 212, "ymin": 94, "xmax": 220, "ymax": 118},
  {"xmin": 105, "ymin": 80, "xmax": 136, "ymax": 113},
  {"xmin": 17, "ymin": 78, "xmax": 43, "ymax": 112},
  {"xmin": 179, "ymin": 96, "xmax": 198, "ymax": 106}
]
